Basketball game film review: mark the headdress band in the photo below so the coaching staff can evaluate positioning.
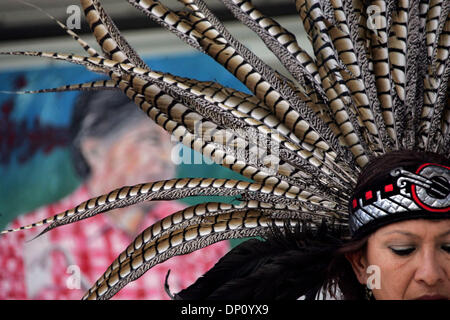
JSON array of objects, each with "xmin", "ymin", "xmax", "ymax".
[{"xmin": 349, "ymin": 163, "xmax": 450, "ymax": 237}]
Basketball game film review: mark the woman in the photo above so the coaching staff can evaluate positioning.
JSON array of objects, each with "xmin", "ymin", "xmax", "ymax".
[{"xmin": 174, "ymin": 150, "xmax": 450, "ymax": 300}]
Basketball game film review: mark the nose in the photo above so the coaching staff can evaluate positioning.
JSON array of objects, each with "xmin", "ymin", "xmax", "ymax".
[{"xmin": 413, "ymin": 246, "xmax": 446, "ymax": 287}]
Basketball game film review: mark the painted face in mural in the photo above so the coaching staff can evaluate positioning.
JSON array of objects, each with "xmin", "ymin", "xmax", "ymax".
[
  {"xmin": 80, "ymin": 117, "xmax": 175, "ymax": 234},
  {"xmin": 81, "ymin": 119, "xmax": 174, "ymax": 194}
]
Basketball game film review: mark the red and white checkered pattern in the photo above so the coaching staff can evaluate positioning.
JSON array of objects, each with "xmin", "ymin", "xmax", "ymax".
[{"xmin": 0, "ymin": 186, "xmax": 230, "ymax": 300}]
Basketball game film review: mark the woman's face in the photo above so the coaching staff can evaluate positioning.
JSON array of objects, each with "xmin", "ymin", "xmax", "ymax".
[{"xmin": 348, "ymin": 219, "xmax": 450, "ymax": 300}]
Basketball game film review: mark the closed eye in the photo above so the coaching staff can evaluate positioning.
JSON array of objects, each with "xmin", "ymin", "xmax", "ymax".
[{"xmin": 389, "ymin": 246, "xmax": 416, "ymax": 256}]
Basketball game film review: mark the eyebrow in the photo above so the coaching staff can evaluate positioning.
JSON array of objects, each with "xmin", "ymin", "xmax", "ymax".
[
  {"xmin": 381, "ymin": 230, "xmax": 420, "ymax": 238},
  {"xmin": 381, "ymin": 229, "xmax": 450, "ymax": 238}
]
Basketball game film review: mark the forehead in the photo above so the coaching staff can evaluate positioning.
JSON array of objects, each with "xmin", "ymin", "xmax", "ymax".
[
  {"xmin": 113, "ymin": 117, "xmax": 167, "ymax": 138},
  {"xmin": 373, "ymin": 219, "xmax": 450, "ymax": 239}
]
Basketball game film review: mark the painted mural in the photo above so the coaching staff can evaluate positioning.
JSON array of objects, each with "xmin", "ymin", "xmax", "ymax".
[{"xmin": 0, "ymin": 53, "xmax": 250, "ymax": 299}]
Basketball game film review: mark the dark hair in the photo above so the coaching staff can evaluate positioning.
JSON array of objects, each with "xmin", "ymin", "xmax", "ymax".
[{"xmin": 69, "ymin": 89, "xmax": 147, "ymax": 179}]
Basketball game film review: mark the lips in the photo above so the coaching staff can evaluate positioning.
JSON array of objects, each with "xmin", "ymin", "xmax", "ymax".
[{"xmin": 415, "ymin": 294, "xmax": 449, "ymax": 300}]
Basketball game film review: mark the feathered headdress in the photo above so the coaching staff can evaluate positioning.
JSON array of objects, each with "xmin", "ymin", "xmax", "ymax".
[{"xmin": 1, "ymin": 0, "xmax": 449, "ymax": 300}]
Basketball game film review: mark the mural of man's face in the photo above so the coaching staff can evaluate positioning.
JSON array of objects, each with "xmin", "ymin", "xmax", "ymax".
[{"xmin": 80, "ymin": 118, "xmax": 175, "ymax": 234}]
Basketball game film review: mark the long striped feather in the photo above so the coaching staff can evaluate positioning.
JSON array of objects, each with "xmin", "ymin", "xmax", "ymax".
[
  {"xmin": 296, "ymin": 0, "xmax": 376, "ymax": 167},
  {"xmin": 0, "ymin": 80, "xmax": 119, "ymax": 95},
  {"xmin": 86, "ymin": 200, "xmax": 345, "ymax": 295},
  {"xmin": 81, "ymin": 0, "xmax": 148, "ymax": 69},
  {"xmin": 128, "ymin": 0, "xmax": 358, "ymax": 171},
  {"xmin": 417, "ymin": 6, "xmax": 450, "ymax": 149},
  {"xmin": 82, "ymin": 211, "xmax": 300, "ymax": 300},
  {"xmin": 1, "ymin": 49, "xmax": 357, "ymax": 189}
]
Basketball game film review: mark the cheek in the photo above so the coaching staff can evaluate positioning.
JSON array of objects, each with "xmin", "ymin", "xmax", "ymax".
[
  {"xmin": 110, "ymin": 142, "xmax": 173, "ymax": 181},
  {"xmin": 366, "ymin": 247, "xmax": 412, "ymax": 300}
]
